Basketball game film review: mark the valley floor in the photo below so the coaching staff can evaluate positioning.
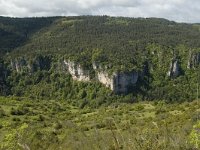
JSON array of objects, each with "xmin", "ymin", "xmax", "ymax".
[{"xmin": 0, "ymin": 97, "xmax": 199, "ymax": 150}]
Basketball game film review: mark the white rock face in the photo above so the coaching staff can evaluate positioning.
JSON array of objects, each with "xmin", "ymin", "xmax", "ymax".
[
  {"xmin": 92, "ymin": 62, "xmax": 98, "ymax": 70},
  {"xmin": 11, "ymin": 58, "xmax": 139, "ymax": 94},
  {"xmin": 97, "ymin": 71, "xmax": 138, "ymax": 93},
  {"xmin": 187, "ymin": 52, "xmax": 200, "ymax": 69},
  {"xmin": 11, "ymin": 59, "xmax": 26, "ymax": 73},
  {"xmin": 64, "ymin": 60, "xmax": 90, "ymax": 82},
  {"xmin": 64, "ymin": 60, "xmax": 139, "ymax": 93},
  {"xmin": 167, "ymin": 59, "xmax": 180, "ymax": 78},
  {"xmin": 97, "ymin": 71, "xmax": 114, "ymax": 90}
]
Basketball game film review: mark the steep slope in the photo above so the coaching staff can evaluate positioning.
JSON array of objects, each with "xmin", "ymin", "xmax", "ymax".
[
  {"xmin": 0, "ymin": 16, "xmax": 59, "ymax": 56},
  {"xmin": 1, "ymin": 16, "xmax": 200, "ymax": 105},
  {"xmin": 8, "ymin": 16, "xmax": 200, "ymax": 70}
]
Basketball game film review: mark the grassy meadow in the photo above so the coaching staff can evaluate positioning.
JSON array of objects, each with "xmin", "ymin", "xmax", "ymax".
[{"xmin": 0, "ymin": 96, "xmax": 199, "ymax": 150}]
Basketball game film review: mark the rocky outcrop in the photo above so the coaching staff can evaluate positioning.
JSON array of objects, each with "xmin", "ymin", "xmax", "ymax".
[
  {"xmin": 97, "ymin": 71, "xmax": 139, "ymax": 93},
  {"xmin": 32, "ymin": 56, "xmax": 52, "ymax": 71},
  {"xmin": 187, "ymin": 52, "xmax": 200, "ymax": 69},
  {"xmin": 10, "ymin": 56, "xmax": 52, "ymax": 73},
  {"xmin": 64, "ymin": 60, "xmax": 90, "ymax": 81},
  {"xmin": 92, "ymin": 62, "xmax": 112, "ymax": 70},
  {"xmin": 113, "ymin": 72, "xmax": 139, "ymax": 93},
  {"xmin": 96, "ymin": 71, "xmax": 139, "ymax": 93},
  {"xmin": 11, "ymin": 58, "xmax": 27, "ymax": 73},
  {"xmin": 93, "ymin": 61, "xmax": 139, "ymax": 93},
  {"xmin": 97, "ymin": 71, "xmax": 114, "ymax": 89},
  {"xmin": 10, "ymin": 57, "xmax": 140, "ymax": 94},
  {"xmin": 65, "ymin": 61, "xmax": 139, "ymax": 93},
  {"xmin": 167, "ymin": 59, "xmax": 180, "ymax": 78}
]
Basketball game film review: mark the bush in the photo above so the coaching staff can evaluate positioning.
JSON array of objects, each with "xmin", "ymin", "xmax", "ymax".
[
  {"xmin": 0, "ymin": 108, "xmax": 6, "ymax": 118},
  {"xmin": 96, "ymin": 123, "xmax": 106, "ymax": 129},
  {"xmin": 12, "ymin": 117, "xmax": 21, "ymax": 122},
  {"xmin": 10, "ymin": 106, "xmax": 30, "ymax": 116},
  {"xmin": 54, "ymin": 122, "xmax": 63, "ymax": 130},
  {"xmin": 38, "ymin": 115, "xmax": 46, "ymax": 121},
  {"xmin": 79, "ymin": 99, "xmax": 88, "ymax": 109},
  {"xmin": 155, "ymin": 108, "xmax": 167, "ymax": 115},
  {"xmin": 10, "ymin": 108, "xmax": 24, "ymax": 115},
  {"xmin": 135, "ymin": 105, "xmax": 145, "ymax": 111},
  {"xmin": 189, "ymin": 121, "xmax": 200, "ymax": 149}
]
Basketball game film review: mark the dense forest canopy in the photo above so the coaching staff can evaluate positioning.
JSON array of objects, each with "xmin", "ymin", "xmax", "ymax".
[
  {"xmin": 0, "ymin": 16, "xmax": 200, "ymax": 106},
  {"xmin": 0, "ymin": 16, "xmax": 199, "ymax": 53},
  {"xmin": 1, "ymin": 16, "xmax": 200, "ymax": 71},
  {"xmin": 0, "ymin": 16, "xmax": 58, "ymax": 56}
]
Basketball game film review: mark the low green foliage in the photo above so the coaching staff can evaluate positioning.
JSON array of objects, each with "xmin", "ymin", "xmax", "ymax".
[
  {"xmin": 0, "ymin": 96, "xmax": 199, "ymax": 149},
  {"xmin": 189, "ymin": 121, "xmax": 200, "ymax": 149}
]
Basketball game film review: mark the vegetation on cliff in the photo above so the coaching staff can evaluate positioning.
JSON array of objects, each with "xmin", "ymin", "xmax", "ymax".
[
  {"xmin": 0, "ymin": 16, "xmax": 200, "ymax": 150},
  {"xmin": 0, "ymin": 16, "xmax": 200, "ymax": 104}
]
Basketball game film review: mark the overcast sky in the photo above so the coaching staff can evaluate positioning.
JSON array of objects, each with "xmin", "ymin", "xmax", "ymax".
[{"xmin": 0, "ymin": 0, "xmax": 199, "ymax": 23}]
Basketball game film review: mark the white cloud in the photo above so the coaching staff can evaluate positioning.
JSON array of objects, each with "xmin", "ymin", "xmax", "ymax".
[{"xmin": 0, "ymin": 0, "xmax": 200, "ymax": 23}]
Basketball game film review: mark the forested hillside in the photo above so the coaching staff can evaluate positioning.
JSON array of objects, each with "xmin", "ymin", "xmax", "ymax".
[
  {"xmin": 0, "ymin": 16, "xmax": 58, "ymax": 56},
  {"xmin": 0, "ymin": 15, "xmax": 200, "ymax": 150},
  {"xmin": 1, "ymin": 16, "xmax": 200, "ymax": 106}
]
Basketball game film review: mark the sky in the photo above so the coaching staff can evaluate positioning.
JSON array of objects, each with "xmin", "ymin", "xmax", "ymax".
[{"xmin": 0, "ymin": 0, "xmax": 200, "ymax": 23}]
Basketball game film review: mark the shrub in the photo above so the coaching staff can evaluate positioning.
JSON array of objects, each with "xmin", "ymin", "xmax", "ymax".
[
  {"xmin": 10, "ymin": 108, "xmax": 24, "ymax": 115},
  {"xmin": 96, "ymin": 123, "xmax": 106, "ymax": 129},
  {"xmin": 12, "ymin": 117, "xmax": 21, "ymax": 122},
  {"xmin": 54, "ymin": 122, "xmax": 63, "ymax": 130},
  {"xmin": 0, "ymin": 108, "xmax": 6, "ymax": 118},
  {"xmin": 189, "ymin": 121, "xmax": 200, "ymax": 149},
  {"xmin": 10, "ymin": 106, "xmax": 30, "ymax": 116},
  {"xmin": 135, "ymin": 105, "xmax": 145, "ymax": 111},
  {"xmin": 79, "ymin": 99, "xmax": 88, "ymax": 109},
  {"xmin": 38, "ymin": 115, "xmax": 46, "ymax": 121}
]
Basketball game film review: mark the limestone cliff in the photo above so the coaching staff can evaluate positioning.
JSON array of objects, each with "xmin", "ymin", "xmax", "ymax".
[
  {"xmin": 113, "ymin": 72, "xmax": 139, "ymax": 93},
  {"xmin": 10, "ymin": 56, "xmax": 52, "ymax": 73},
  {"xmin": 63, "ymin": 61, "xmax": 139, "ymax": 93},
  {"xmin": 187, "ymin": 52, "xmax": 200, "ymax": 69},
  {"xmin": 96, "ymin": 71, "xmax": 139, "ymax": 93},
  {"xmin": 64, "ymin": 60, "xmax": 90, "ymax": 82},
  {"xmin": 167, "ymin": 59, "xmax": 181, "ymax": 78},
  {"xmin": 9, "ymin": 53, "xmax": 196, "ymax": 94},
  {"xmin": 97, "ymin": 71, "xmax": 114, "ymax": 89},
  {"xmin": 11, "ymin": 58, "xmax": 27, "ymax": 73},
  {"xmin": 92, "ymin": 62, "xmax": 139, "ymax": 93},
  {"xmin": 9, "ymin": 57, "xmax": 140, "ymax": 94}
]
